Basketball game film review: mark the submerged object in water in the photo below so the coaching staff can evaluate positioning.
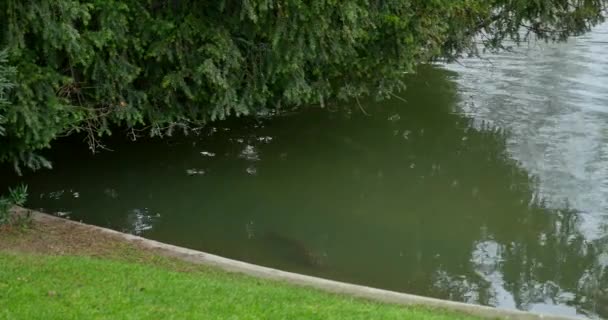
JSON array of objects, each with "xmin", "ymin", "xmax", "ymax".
[{"xmin": 260, "ymin": 231, "xmax": 325, "ymax": 268}]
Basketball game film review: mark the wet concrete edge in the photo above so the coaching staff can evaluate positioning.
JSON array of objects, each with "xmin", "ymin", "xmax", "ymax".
[{"xmin": 17, "ymin": 208, "xmax": 579, "ymax": 320}]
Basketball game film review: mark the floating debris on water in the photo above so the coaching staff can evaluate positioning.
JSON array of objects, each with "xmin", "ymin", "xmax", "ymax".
[
  {"xmin": 240, "ymin": 145, "xmax": 260, "ymax": 161},
  {"xmin": 104, "ymin": 188, "xmax": 119, "ymax": 199},
  {"xmin": 126, "ymin": 208, "xmax": 160, "ymax": 235},
  {"xmin": 257, "ymin": 136, "xmax": 273, "ymax": 143},
  {"xmin": 246, "ymin": 221, "xmax": 255, "ymax": 239},
  {"xmin": 186, "ymin": 169, "xmax": 206, "ymax": 176},
  {"xmin": 246, "ymin": 166, "xmax": 258, "ymax": 176}
]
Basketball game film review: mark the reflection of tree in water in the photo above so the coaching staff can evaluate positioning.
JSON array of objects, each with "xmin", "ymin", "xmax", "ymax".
[
  {"xmin": 388, "ymin": 68, "xmax": 608, "ymax": 318},
  {"xmin": 272, "ymin": 66, "xmax": 608, "ymax": 318},
  {"xmin": 444, "ymin": 205, "xmax": 608, "ymax": 318},
  {"xmin": 496, "ymin": 207, "xmax": 608, "ymax": 318}
]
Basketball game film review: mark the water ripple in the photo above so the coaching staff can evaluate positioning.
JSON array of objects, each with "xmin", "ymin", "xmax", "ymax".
[{"xmin": 445, "ymin": 23, "xmax": 608, "ymax": 240}]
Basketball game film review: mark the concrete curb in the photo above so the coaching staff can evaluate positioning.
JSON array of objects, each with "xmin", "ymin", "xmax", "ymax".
[{"xmin": 21, "ymin": 208, "xmax": 579, "ymax": 320}]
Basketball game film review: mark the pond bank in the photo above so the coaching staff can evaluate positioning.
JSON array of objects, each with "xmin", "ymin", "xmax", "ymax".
[{"xmin": 0, "ymin": 208, "xmax": 578, "ymax": 320}]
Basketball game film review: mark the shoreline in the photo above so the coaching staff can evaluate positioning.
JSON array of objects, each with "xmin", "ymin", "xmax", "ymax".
[{"xmin": 3, "ymin": 207, "xmax": 580, "ymax": 320}]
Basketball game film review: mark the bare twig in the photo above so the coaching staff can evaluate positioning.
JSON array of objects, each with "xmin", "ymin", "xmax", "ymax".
[
  {"xmin": 389, "ymin": 92, "xmax": 408, "ymax": 104},
  {"xmin": 354, "ymin": 95, "xmax": 370, "ymax": 116}
]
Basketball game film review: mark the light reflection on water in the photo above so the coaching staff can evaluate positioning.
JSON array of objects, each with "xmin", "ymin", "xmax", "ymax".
[
  {"xmin": 445, "ymin": 23, "xmax": 608, "ymax": 241},
  {"xmin": 441, "ymin": 24, "xmax": 608, "ymax": 317}
]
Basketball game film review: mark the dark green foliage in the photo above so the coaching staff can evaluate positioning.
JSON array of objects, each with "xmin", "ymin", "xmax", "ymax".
[
  {"xmin": 0, "ymin": 0, "xmax": 606, "ymax": 171},
  {"xmin": 0, "ymin": 184, "xmax": 28, "ymax": 227},
  {"xmin": 0, "ymin": 50, "xmax": 12, "ymax": 137}
]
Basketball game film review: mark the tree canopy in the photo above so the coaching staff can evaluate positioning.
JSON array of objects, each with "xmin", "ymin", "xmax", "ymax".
[{"xmin": 0, "ymin": 0, "xmax": 606, "ymax": 172}]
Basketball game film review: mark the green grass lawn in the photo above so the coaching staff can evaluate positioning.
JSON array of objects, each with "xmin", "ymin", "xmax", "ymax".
[{"xmin": 0, "ymin": 253, "xmax": 483, "ymax": 320}]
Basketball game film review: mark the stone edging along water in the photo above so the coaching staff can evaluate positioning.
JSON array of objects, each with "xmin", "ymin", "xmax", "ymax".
[{"xmin": 22, "ymin": 209, "xmax": 578, "ymax": 320}]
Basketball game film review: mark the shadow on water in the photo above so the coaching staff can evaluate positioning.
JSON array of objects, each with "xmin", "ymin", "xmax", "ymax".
[{"xmin": 1, "ymin": 66, "xmax": 607, "ymax": 318}]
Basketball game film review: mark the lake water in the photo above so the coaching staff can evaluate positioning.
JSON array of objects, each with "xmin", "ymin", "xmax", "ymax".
[{"xmin": 2, "ymin": 24, "xmax": 608, "ymax": 319}]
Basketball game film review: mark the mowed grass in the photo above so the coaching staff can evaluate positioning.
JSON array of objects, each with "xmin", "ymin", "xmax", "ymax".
[{"xmin": 0, "ymin": 253, "xmax": 483, "ymax": 320}]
